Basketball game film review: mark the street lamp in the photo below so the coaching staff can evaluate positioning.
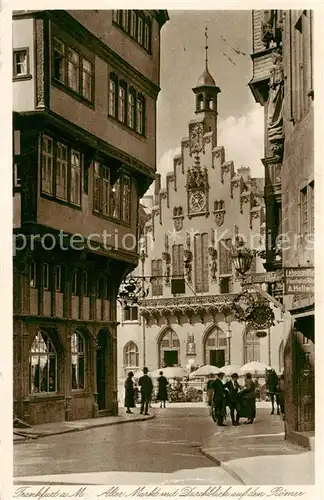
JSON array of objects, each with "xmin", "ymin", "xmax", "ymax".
[
  {"xmin": 231, "ymin": 239, "xmax": 254, "ymax": 276},
  {"xmin": 231, "ymin": 240, "xmax": 284, "ymax": 313}
]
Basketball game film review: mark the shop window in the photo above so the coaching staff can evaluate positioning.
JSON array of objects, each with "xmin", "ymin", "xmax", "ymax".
[
  {"xmin": 29, "ymin": 331, "xmax": 57, "ymax": 394},
  {"xmin": 71, "ymin": 331, "xmax": 85, "ymax": 390}
]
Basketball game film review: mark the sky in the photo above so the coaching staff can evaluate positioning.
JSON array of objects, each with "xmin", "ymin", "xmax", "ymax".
[{"xmin": 155, "ymin": 10, "xmax": 264, "ymax": 188}]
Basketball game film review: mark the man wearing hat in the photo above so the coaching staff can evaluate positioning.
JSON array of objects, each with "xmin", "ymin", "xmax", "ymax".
[
  {"xmin": 225, "ymin": 373, "xmax": 241, "ymax": 426},
  {"xmin": 211, "ymin": 372, "xmax": 226, "ymax": 426}
]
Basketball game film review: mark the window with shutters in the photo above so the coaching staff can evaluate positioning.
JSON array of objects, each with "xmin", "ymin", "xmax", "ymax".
[
  {"xmin": 172, "ymin": 245, "xmax": 184, "ymax": 278},
  {"xmin": 194, "ymin": 233, "xmax": 209, "ymax": 293},
  {"xmin": 219, "ymin": 238, "xmax": 232, "ymax": 276},
  {"xmin": 151, "ymin": 259, "xmax": 163, "ymax": 296}
]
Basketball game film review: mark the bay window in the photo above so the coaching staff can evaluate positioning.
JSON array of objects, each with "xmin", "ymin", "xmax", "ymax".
[
  {"xmin": 93, "ymin": 161, "xmax": 131, "ymax": 223},
  {"xmin": 42, "ymin": 135, "xmax": 54, "ymax": 195},
  {"xmin": 56, "ymin": 142, "xmax": 68, "ymax": 200},
  {"xmin": 41, "ymin": 134, "xmax": 82, "ymax": 207},
  {"xmin": 52, "ymin": 36, "xmax": 93, "ymax": 102}
]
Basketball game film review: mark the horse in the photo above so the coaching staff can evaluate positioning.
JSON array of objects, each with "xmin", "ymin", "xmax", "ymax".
[{"xmin": 265, "ymin": 369, "xmax": 280, "ymax": 415}]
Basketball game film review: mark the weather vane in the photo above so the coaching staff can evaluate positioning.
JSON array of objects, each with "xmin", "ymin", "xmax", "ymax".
[{"xmin": 205, "ymin": 26, "xmax": 209, "ymax": 69}]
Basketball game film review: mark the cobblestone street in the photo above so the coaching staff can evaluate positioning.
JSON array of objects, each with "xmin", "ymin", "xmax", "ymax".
[{"xmin": 14, "ymin": 404, "xmax": 314, "ymax": 485}]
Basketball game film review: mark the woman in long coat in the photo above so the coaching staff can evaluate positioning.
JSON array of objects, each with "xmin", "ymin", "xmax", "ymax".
[
  {"xmin": 238, "ymin": 373, "xmax": 256, "ymax": 424},
  {"xmin": 124, "ymin": 371, "xmax": 135, "ymax": 414},
  {"xmin": 157, "ymin": 371, "xmax": 169, "ymax": 408}
]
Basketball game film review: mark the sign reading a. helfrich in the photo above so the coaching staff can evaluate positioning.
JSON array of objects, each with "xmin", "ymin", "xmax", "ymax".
[{"xmin": 284, "ymin": 267, "xmax": 314, "ymax": 295}]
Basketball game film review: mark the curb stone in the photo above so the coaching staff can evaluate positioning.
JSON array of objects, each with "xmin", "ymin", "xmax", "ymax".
[
  {"xmin": 14, "ymin": 414, "xmax": 155, "ymax": 444},
  {"xmin": 199, "ymin": 447, "xmax": 246, "ymax": 485}
]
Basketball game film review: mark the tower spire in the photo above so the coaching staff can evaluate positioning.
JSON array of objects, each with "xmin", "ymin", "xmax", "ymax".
[{"xmin": 205, "ymin": 26, "xmax": 209, "ymax": 70}]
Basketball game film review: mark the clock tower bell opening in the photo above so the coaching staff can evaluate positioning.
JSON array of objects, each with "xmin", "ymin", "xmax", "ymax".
[{"xmin": 192, "ymin": 27, "xmax": 221, "ymax": 146}]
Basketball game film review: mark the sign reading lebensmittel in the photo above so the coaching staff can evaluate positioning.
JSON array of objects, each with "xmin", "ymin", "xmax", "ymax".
[{"xmin": 284, "ymin": 267, "xmax": 314, "ymax": 294}]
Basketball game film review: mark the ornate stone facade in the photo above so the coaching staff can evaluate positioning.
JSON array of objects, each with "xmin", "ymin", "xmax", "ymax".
[{"xmin": 117, "ymin": 58, "xmax": 284, "ymax": 388}]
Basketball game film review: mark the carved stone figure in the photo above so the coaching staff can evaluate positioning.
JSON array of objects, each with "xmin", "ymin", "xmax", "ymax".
[
  {"xmin": 189, "ymin": 122, "xmax": 204, "ymax": 154},
  {"xmin": 267, "ymin": 50, "xmax": 284, "ymax": 160}
]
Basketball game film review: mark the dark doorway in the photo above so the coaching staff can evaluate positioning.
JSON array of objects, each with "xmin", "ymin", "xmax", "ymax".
[
  {"xmin": 163, "ymin": 350, "xmax": 178, "ymax": 367},
  {"xmin": 295, "ymin": 329, "xmax": 314, "ymax": 432},
  {"xmin": 96, "ymin": 330, "xmax": 108, "ymax": 410},
  {"xmin": 209, "ymin": 349, "xmax": 225, "ymax": 367}
]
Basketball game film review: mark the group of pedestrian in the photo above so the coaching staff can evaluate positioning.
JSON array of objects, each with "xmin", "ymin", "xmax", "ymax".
[
  {"xmin": 266, "ymin": 368, "xmax": 285, "ymax": 418},
  {"xmin": 209, "ymin": 372, "xmax": 257, "ymax": 426},
  {"xmin": 124, "ymin": 368, "xmax": 169, "ymax": 415}
]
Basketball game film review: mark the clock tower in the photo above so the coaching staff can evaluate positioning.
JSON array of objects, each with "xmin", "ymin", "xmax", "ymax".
[{"xmin": 192, "ymin": 28, "xmax": 221, "ymax": 146}]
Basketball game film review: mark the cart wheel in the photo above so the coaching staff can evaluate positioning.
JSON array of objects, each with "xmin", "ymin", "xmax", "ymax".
[{"xmin": 211, "ymin": 404, "xmax": 217, "ymax": 422}]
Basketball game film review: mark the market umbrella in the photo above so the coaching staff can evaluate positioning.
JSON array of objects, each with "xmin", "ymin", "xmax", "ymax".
[
  {"xmin": 239, "ymin": 361, "xmax": 270, "ymax": 376},
  {"xmin": 150, "ymin": 367, "xmax": 188, "ymax": 379},
  {"xmin": 219, "ymin": 364, "xmax": 242, "ymax": 376},
  {"xmin": 189, "ymin": 365, "xmax": 221, "ymax": 379},
  {"xmin": 132, "ymin": 369, "xmax": 155, "ymax": 379}
]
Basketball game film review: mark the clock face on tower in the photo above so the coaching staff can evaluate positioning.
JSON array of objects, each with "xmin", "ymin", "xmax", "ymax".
[{"xmin": 189, "ymin": 191, "xmax": 206, "ymax": 213}]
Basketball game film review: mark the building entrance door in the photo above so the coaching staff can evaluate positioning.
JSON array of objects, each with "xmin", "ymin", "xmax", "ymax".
[
  {"xmin": 295, "ymin": 329, "xmax": 314, "ymax": 432},
  {"xmin": 96, "ymin": 331, "xmax": 108, "ymax": 410},
  {"xmin": 164, "ymin": 350, "xmax": 178, "ymax": 367},
  {"xmin": 209, "ymin": 349, "xmax": 225, "ymax": 368}
]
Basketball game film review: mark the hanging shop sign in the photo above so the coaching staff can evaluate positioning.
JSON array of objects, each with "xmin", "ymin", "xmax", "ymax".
[
  {"xmin": 244, "ymin": 270, "xmax": 283, "ymax": 285},
  {"xmin": 284, "ymin": 267, "xmax": 314, "ymax": 295},
  {"xmin": 248, "ymin": 303, "xmax": 275, "ymax": 329}
]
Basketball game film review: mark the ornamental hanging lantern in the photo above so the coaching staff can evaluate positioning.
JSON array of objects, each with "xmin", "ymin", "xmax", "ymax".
[{"xmin": 231, "ymin": 240, "xmax": 254, "ymax": 275}]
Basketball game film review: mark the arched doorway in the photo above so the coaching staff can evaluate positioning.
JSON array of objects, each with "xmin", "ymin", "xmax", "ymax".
[
  {"xmin": 159, "ymin": 329, "xmax": 180, "ymax": 367},
  {"xmin": 96, "ymin": 329, "xmax": 111, "ymax": 410},
  {"xmin": 204, "ymin": 326, "xmax": 227, "ymax": 367}
]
